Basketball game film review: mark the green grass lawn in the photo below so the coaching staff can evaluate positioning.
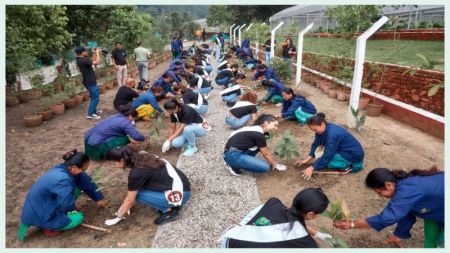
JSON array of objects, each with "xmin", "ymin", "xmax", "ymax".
[{"xmin": 302, "ymin": 37, "xmax": 444, "ymax": 71}]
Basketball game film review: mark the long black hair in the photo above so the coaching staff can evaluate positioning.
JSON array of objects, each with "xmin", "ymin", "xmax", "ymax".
[
  {"xmin": 63, "ymin": 149, "xmax": 89, "ymax": 168},
  {"xmin": 118, "ymin": 103, "xmax": 138, "ymax": 117},
  {"xmin": 292, "ymin": 188, "xmax": 329, "ymax": 215},
  {"xmin": 365, "ymin": 166, "xmax": 442, "ymax": 189},
  {"xmin": 107, "ymin": 146, "xmax": 165, "ymax": 170},
  {"xmin": 307, "ymin": 112, "xmax": 327, "ymax": 126},
  {"xmin": 253, "ymin": 114, "xmax": 277, "ymax": 126}
]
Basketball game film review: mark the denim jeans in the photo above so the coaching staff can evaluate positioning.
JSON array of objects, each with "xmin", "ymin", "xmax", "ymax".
[
  {"xmin": 225, "ymin": 114, "xmax": 252, "ymax": 129},
  {"xmin": 265, "ymin": 51, "xmax": 271, "ymax": 64},
  {"xmin": 198, "ymin": 86, "xmax": 212, "ymax": 94},
  {"xmin": 216, "ymin": 77, "xmax": 229, "ymax": 86},
  {"xmin": 137, "ymin": 190, "xmax": 191, "ymax": 213},
  {"xmin": 215, "ymin": 45, "xmax": 221, "ymax": 62},
  {"xmin": 222, "ymin": 93, "xmax": 239, "ymax": 103},
  {"xmin": 223, "ymin": 149, "xmax": 270, "ymax": 173},
  {"xmin": 195, "ymin": 104, "xmax": 208, "ymax": 115},
  {"xmin": 204, "ymin": 65, "xmax": 212, "ymax": 74},
  {"xmin": 137, "ymin": 61, "xmax": 148, "ymax": 81},
  {"xmin": 86, "ymin": 85, "xmax": 100, "ymax": 116},
  {"xmin": 171, "ymin": 124, "xmax": 207, "ymax": 148}
]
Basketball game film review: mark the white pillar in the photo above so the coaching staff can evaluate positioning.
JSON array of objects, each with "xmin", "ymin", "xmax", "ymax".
[
  {"xmin": 270, "ymin": 22, "xmax": 284, "ymax": 60},
  {"xmin": 346, "ymin": 16, "xmax": 389, "ymax": 128},
  {"xmin": 255, "ymin": 40, "xmax": 259, "ymax": 60},
  {"xmin": 233, "ymin": 25, "xmax": 241, "ymax": 45},
  {"xmin": 295, "ymin": 23, "xmax": 314, "ymax": 86},
  {"xmin": 245, "ymin": 23, "xmax": 253, "ymax": 31},
  {"xmin": 238, "ymin": 24, "xmax": 247, "ymax": 46},
  {"xmin": 229, "ymin": 24, "xmax": 236, "ymax": 44}
]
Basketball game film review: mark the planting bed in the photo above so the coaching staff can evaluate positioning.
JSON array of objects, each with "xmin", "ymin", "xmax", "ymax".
[
  {"xmin": 239, "ymin": 68, "xmax": 444, "ymax": 248},
  {"xmin": 5, "ymin": 60, "xmax": 179, "ymax": 248}
]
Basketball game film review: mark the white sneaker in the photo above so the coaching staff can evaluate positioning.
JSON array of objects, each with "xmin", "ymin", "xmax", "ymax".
[
  {"xmin": 224, "ymin": 161, "xmax": 242, "ymax": 176},
  {"xmin": 96, "ymin": 110, "xmax": 103, "ymax": 114},
  {"xmin": 273, "ymin": 164, "xmax": 287, "ymax": 171},
  {"xmin": 87, "ymin": 114, "xmax": 101, "ymax": 120},
  {"xmin": 204, "ymin": 93, "xmax": 210, "ymax": 100},
  {"xmin": 275, "ymin": 103, "xmax": 282, "ymax": 107}
]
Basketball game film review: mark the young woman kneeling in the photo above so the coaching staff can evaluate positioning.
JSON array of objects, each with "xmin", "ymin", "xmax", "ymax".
[
  {"xmin": 105, "ymin": 147, "xmax": 191, "ymax": 226},
  {"xmin": 225, "ymin": 91, "xmax": 258, "ymax": 129},
  {"xmin": 223, "ymin": 114, "xmax": 286, "ymax": 176}
]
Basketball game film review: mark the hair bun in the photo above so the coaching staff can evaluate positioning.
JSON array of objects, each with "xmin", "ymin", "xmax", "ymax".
[
  {"xmin": 317, "ymin": 113, "xmax": 326, "ymax": 119},
  {"xmin": 63, "ymin": 149, "xmax": 78, "ymax": 161}
]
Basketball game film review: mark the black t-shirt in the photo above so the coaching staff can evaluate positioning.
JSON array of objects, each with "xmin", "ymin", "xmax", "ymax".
[
  {"xmin": 264, "ymin": 39, "xmax": 276, "ymax": 52},
  {"xmin": 282, "ymin": 44, "xmax": 296, "ymax": 58},
  {"xmin": 76, "ymin": 57, "xmax": 97, "ymax": 87},
  {"xmin": 225, "ymin": 126, "xmax": 267, "ymax": 151},
  {"xmin": 170, "ymin": 105, "xmax": 204, "ymax": 124},
  {"xmin": 194, "ymin": 66, "xmax": 206, "ymax": 76},
  {"xmin": 221, "ymin": 85, "xmax": 242, "ymax": 97},
  {"xmin": 200, "ymin": 77, "xmax": 212, "ymax": 88},
  {"xmin": 183, "ymin": 89, "xmax": 208, "ymax": 106},
  {"xmin": 128, "ymin": 164, "xmax": 191, "ymax": 192},
  {"xmin": 216, "ymin": 69, "xmax": 234, "ymax": 80},
  {"xmin": 111, "ymin": 49, "xmax": 127, "ymax": 66},
  {"xmin": 113, "ymin": 86, "xmax": 139, "ymax": 109},
  {"xmin": 230, "ymin": 101, "xmax": 257, "ymax": 118}
]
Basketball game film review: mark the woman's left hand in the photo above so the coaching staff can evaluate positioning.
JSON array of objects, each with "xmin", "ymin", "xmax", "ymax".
[
  {"xmin": 333, "ymin": 220, "xmax": 352, "ymax": 229},
  {"xmin": 96, "ymin": 199, "xmax": 107, "ymax": 208},
  {"xmin": 302, "ymin": 166, "xmax": 314, "ymax": 180},
  {"xmin": 384, "ymin": 235, "xmax": 402, "ymax": 247}
]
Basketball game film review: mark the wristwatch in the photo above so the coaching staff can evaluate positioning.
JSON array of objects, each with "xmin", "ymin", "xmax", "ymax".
[{"xmin": 350, "ymin": 221, "xmax": 355, "ymax": 228}]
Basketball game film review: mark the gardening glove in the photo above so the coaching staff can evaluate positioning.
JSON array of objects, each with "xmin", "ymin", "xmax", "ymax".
[
  {"xmin": 273, "ymin": 164, "xmax": 287, "ymax": 171},
  {"xmin": 313, "ymin": 231, "xmax": 332, "ymax": 241},
  {"xmin": 104, "ymin": 216, "xmax": 124, "ymax": 226},
  {"xmin": 162, "ymin": 140, "xmax": 171, "ymax": 153}
]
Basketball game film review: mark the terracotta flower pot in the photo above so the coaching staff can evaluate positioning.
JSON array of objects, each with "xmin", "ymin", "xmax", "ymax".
[
  {"xmin": 24, "ymin": 114, "xmax": 43, "ymax": 127},
  {"xmin": 63, "ymin": 98, "xmax": 77, "ymax": 109},
  {"xmin": 337, "ymin": 90, "xmax": 348, "ymax": 101},
  {"xmin": 367, "ymin": 102, "xmax": 384, "ymax": 116},
  {"xmin": 74, "ymin": 94, "xmax": 84, "ymax": 105},
  {"xmin": 105, "ymin": 80, "xmax": 114, "ymax": 89},
  {"xmin": 17, "ymin": 92, "xmax": 32, "ymax": 103},
  {"xmin": 113, "ymin": 80, "xmax": 118, "ymax": 87},
  {"xmin": 99, "ymin": 84, "xmax": 106, "ymax": 94},
  {"xmin": 83, "ymin": 91, "xmax": 90, "ymax": 101},
  {"xmin": 328, "ymin": 89, "xmax": 337, "ymax": 98},
  {"xmin": 30, "ymin": 89, "xmax": 43, "ymax": 99},
  {"xmin": 38, "ymin": 109, "xmax": 54, "ymax": 121},
  {"xmin": 51, "ymin": 103, "xmax": 65, "ymax": 114},
  {"xmin": 6, "ymin": 96, "xmax": 20, "ymax": 107},
  {"xmin": 358, "ymin": 97, "xmax": 370, "ymax": 110}
]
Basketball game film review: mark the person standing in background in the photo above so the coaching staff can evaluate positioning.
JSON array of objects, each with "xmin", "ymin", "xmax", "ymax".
[
  {"xmin": 111, "ymin": 42, "xmax": 128, "ymax": 86},
  {"xmin": 134, "ymin": 41, "xmax": 152, "ymax": 83}
]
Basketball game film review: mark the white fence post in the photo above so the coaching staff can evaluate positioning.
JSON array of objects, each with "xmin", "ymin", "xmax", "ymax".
[
  {"xmin": 233, "ymin": 25, "xmax": 241, "ymax": 45},
  {"xmin": 238, "ymin": 24, "xmax": 247, "ymax": 46},
  {"xmin": 346, "ymin": 16, "xmax": 389, "ymax": 128},
  {"xmin": 245, "ymin": 23, "xmax": 253, "ymax": 31},
  {"xmin": 270, "ymin": 22, "xmax": 284, "ymax": 60},
  {"xmin": 295, "ymin": 23, "xmax": 314, "ymax": 86},
  {"xmin": 229, "ymin": 24, "xmax": 236, "ymax": 44}
]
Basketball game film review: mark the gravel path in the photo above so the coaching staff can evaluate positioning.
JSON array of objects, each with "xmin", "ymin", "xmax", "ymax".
[{"xmin": 152, "ymin": 57, "xmax": 261, "ymax": 248}]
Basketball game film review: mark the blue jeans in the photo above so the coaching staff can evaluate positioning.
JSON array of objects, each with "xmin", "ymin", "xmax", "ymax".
[
  {"xmin": 215, "ymin": 45, "xmax": 221, "ymax": 62},
  {"xmin": 137, "ymin": 61, "xmax": 148, "ymax": 81},
  {"xmin": 198, "ymin": 86, "xmax": 212, "ymax": 94},
  {"xmin": 137, "ymin": 190, "xmax": 191, "ymax": 213},
  {"xmin": 86, "ymin": 85, "xmax": 99, "ymax": 116},
  {"xmin": 204, "ymin": 65, "xmax": 212, "ymax": 74},
  {"xmin": 172, "ymin": 124, "xmax": 207, "ymax": 148},
  {"xmin": 265, "ymin": 51, "xmax": 271, "ymax": 64},
  {"xmin": 195, "ymin": 104, "xmax": 208, "ymax": 115},
  {"xmin": 223, "ymin": 149, "xmax": 270, "ymax": 173},
  {"xmin": 216, "ymin": 77, "xmax": 229, "ymax": 86},
  {"xmin": 222, "ymin": 93, "xmax": 239, "ymax": 103},
  {"xmin": 225, "ymin": 114, "xmax": 252, "ymax": 129}
]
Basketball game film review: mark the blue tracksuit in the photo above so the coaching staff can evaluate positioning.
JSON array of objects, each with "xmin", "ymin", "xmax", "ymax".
[
  {"xmin": 252, "ymin": 67, "xmax": 280, "ymax": 82},
  {"xmin": 131, "ymin": 90, "xmax": 164, "ymax": 113},
  {"xmin": 241, "ymin": 39, "xmax": 250, "ymax": 49},
  {"xmin": 21, "ymin": 164, "xmax": 103, "ymax": 230},
  {"xmin": 263, "ymin": 80, "xmax": 285, "ymax": 102},
  {"xmin": 169, "ymin": 59, "xmax": 183, "ymax": 70},
  {"xmin": 366, "ymin": 173, "xmax": 444, "ymax": 239},
  {"xmin": 171, "ymin": 40, "xmax": 180, "ymax": 53},
  {"xmin": 85, "ymin": 114, "xmax": 145, "ymax": 145},
  {"xmin": 153, "ymin": 77, "xmax": 176, "ymax": 95},
  {"xmin": 308, "ymin": 123, "xmax": 364, "ymax": 169},
  {"xmin": 164, "ymin": 70, "xmax": 181, "ymax": 84},
  {"xmin": 281, "ymin": 95, "xmax": 317, "ymax": 118}
]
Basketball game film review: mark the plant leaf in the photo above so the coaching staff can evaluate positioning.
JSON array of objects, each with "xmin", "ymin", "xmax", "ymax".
[
  {"xmin": 321, "ymin": 210, "xmax": 332, "ymax": 219},
  {"xmin": 428, "ymin": 83, "xmax": 442, "ymax": 97},
  {"xmin": 334, "ymin": 236, "xmax": 349, "ymax": 248},
  {"xmin": 340, "ymin": 199, "xmax": 351, "ymax": 221}
]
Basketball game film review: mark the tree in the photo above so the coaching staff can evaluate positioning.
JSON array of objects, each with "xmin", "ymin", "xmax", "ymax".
[
  {"xmin": 6, "ymin": 6, "xmax": 73, "ymax": 89},
  {"xmin": 326, "ymin": 5, "xmax": 382, "ymax": 33},
  {"xmin": 206, "ymin": 6, "xmax": 233, "ymax": 31}
]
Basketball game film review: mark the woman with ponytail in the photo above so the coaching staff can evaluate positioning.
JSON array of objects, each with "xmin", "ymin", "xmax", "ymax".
[
  {"xmin": 220, "ymin": 188, "xmax": 331, "ymax": 248},
  {"xmin": 104, "ymin": 147, "xmax": 191, "ymax": 226},
  {"xmin": 162, "ymin": 98, "xmax": 209, "ymax": 157},
  {"xmin": 18, "ymin": 150, "xmax": 106, "ymax": 241},
  {"xmin": 296, "ymin": 113, "xmax": 365, "ymax": 180},
  {"xmin": 334, "ymin": 167, "xmax": 444, "ymax": 248}
]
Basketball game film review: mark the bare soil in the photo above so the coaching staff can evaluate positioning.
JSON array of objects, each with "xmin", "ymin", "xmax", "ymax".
[
  {"xmin": 5, "ymin": 61, "xmax": 180, "ymax": 248},
  {"xmin": 240, "ymin": 70, "xmax": 444, "ymax": 248}
]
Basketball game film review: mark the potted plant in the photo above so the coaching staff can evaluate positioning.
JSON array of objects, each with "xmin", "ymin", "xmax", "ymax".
[
  {"xmin": 73, "ymin": 85, "xmax": 84, "ymax": 105},
  {"xmin": 6, "ymin": 88, "xmax": 20, "ymax": 107},
  {"xmin": 37, "ymin": 97, "xmax": 55, "ymax": 121},
  {"xmin": 53, "ymin": 74, "xmax": 66, "ymax": 93},
  {"xmin": 29, "ymin": 73, "xmax": 45, "ymax": 99},
  {"xmin": 366, "ymin": 64, "xmax": 387, "ymax": 116},
  {"xmin": 63, "ymin": 80, "xmax": 77, "ymax": 109},
  {"xmin": 104, "ymin": 78, "xmax": 114, "ymax": 90},
  {"xmin": 23, "ymin": 114, "xmax": 43, "ymax": 127}
]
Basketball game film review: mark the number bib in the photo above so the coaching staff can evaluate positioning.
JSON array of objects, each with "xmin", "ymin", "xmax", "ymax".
[{"xmin": 165, "ymin": 190, "xmax": 183, "ymax": 205}]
